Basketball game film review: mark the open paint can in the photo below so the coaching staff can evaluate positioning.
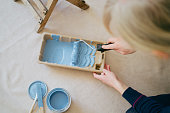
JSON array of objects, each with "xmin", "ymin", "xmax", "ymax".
[{"xmin": 46, "ymin": 88, "xmax": 71, "ymax": 112}]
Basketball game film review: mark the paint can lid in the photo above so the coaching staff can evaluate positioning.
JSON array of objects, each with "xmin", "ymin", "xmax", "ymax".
[{"xmin": 28, "ymin": 81, "xmax": 47, "ymax": 99}]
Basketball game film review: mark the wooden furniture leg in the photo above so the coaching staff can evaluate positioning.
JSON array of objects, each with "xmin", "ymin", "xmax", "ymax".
[
  {"xmin": 36, "ymin": 0, "xmax": 58, "ymax": 33},
  {"xmin": 15, "ymin": 0, "xmax": 89, "ymax": 33},
  {"xmin": 37, "ymin": 0, "xmax": 89, "ymax": 33}
]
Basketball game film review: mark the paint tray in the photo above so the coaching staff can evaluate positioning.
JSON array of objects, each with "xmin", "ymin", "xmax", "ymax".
[{"xmin": 39, "ymin": 33, "xmax": 105, "ymax": 73}]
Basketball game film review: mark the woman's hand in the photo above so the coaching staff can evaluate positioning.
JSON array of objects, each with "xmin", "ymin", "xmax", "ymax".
[
  {"xmin": 93, "ymin": 64, "xmax": 128, "ymax": 95},
  {"xmin": 102, "ymin": 38, "xmax": 136, "ymax": 55}
]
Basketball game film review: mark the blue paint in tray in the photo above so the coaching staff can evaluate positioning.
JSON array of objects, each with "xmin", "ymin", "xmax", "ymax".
[{"xmin": 42, "ymin": 35, "xmax": 96, "ymax": 68}]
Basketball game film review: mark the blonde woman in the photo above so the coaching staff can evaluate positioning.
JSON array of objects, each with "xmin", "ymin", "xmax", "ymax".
[{"xmin": 93, "ymin": 0, "xmax": 170, "ymax": 113}]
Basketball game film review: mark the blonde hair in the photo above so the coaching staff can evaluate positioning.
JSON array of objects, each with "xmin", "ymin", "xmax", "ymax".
[{"xmin": 103, "ymin": 0, "xmax": 170, "ymax": 53}]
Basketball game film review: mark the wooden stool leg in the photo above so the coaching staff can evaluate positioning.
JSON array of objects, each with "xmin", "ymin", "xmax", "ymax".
[
  {"xmin": 36, "ymin": 0, "xmax": 58, "ymax": 33},
  {"xmin": 15, "ymin": 0, "xmax": 89, "ymax": 33},
  {"xmin": 66, "ymin": 0, "xmax": 89, "ymax": 10}
]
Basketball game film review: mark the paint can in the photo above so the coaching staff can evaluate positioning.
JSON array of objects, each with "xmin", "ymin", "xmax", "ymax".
[{"xmin": 46, "ymin": 88, "xmax": 71, "ymax": 113}]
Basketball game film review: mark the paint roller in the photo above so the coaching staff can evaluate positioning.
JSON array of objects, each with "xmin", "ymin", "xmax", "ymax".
[
  {"xmin": 71, "ymin": 40, "xmax": 95, "ymax": 66},
  {"xmin": 71, "ymin": 40, "xmax": 112, "ymax": 69},
  {"xmin": 71, "ymin": 41, "xmax": 80, "ymax": 66},
  {"xmin": 71, "ymin": 40, "xmax": 112, "ymax": 66}
]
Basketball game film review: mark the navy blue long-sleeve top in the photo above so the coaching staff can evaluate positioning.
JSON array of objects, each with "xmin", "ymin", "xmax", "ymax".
[{"xmin": 122, "ymin": 87, "xmax": 170, "ymax": 113}]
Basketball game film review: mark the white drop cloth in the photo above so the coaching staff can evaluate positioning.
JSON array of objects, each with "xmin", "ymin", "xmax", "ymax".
[{"xmin": 0, "ymin": 0, "xmax": 170, "ymax": 113}]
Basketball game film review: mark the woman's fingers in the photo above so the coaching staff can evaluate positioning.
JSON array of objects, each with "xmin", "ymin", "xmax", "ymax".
[
  {"xmin": 104, "ymin": 64, "xmax": 109, "ymax": 70},
  {"xmin": 93, "ymin": 66, "xmax": 111, "ymax": 81},
  {"xmin": 102, "ymin": 44, "xmax": 116, "ymax": 49},
  {"xmin": 104, "ymin": 64, "xmax": 107, "ymax": 69},
  {"xmin": 93, "ymin": 73, "xmax": 103, "ymax": 80},
  {"xmin": 107, "ymin": 65, "xmax": 111, "ymax": 71},
  {"xmin": 103, "ymin": 69, "xmax": 110, "ymax": 75},
  {"xmin": 104, "ymin": 64, "xmax": 111, "ymax": 71}
]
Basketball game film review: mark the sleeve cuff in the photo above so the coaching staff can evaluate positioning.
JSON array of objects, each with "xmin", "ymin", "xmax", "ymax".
[{"xmin": 122, "ymin": 87, "xmax": 144, "ymax": 107}]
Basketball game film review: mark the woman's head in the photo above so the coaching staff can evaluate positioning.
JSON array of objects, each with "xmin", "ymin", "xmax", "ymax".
[{"xmin": 103, "ymin": 0, "xmax": 170, "ymax": 58}]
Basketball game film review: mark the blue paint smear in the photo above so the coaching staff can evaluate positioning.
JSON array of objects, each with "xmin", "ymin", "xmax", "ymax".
[
  {"xmin": 51, "ymin": 34, "xmax": 60, "ymax": 41},
  {"xmin": 42, "ymin": 35, "xmax": 96, "ymax": 68},
  {"xmin": 37, "ymin": 84, "xmax": 43, "ymax": 107}
]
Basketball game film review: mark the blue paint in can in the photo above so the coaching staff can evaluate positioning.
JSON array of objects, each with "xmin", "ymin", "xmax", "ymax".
[{"xmin": 46, "ymin": 88, "xmax": 71, "ymax": 112}]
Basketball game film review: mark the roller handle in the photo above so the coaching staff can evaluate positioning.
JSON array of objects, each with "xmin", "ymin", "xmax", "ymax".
[{"xmin": 97, "ymin": 43, "xmax": 113, "ymax": 53}]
